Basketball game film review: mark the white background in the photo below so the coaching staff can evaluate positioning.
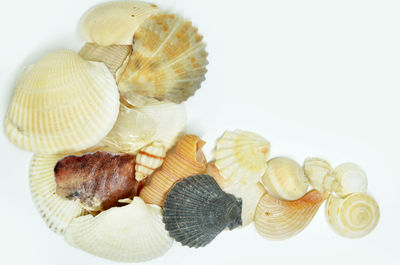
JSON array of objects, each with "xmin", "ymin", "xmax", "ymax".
[{"xmin": 0, "ymin": 0, "xmax": 399, "ymax": 264}]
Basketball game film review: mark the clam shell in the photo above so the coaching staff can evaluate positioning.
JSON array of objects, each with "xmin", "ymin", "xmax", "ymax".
[
  {"xmin": 325, "ymin": 193, "xmax": 379, "ymax": 238},
  {"xmin": 135, "ymin": 141, "xmax": 166, "ymax": 181},
  {"xmin": 303, "ymin": 157, "xmax": 336, "ymax": 193},
  {"xmin": 139, "ymin": 135, "xmax": 207, "ymax": 206},
  {"xmin": 4, "ymin": 49, "xmax": 120, "ymax": 154},
  {"xmin": 262, "ymin": 157, "xmax": 309, "ymax": 200},
  {"xmin": 30, "ymin": 154, "xmax": 87, "ymax": 234},
  {"xmin": 118, "ymin": 13, "xmax": 208, "ymax": 104},
  {"xmin": 80, "ymin": 1, "xmax": 160, "ymax": 46},
  {"xmin": 254, "ymin": 190, "xmax": 326, "ymax": 240},
  {"xmin": 162, "ymin": 174, "xmax": 242, "ymax": 248},
  {"xmin": 64, "ymin": 197, "xmax": 173, "ymax": 262},
  {"xmin": 333, "ymin": 163, "xmax": 368, "ymax": 197},
  {"xmin": 214, "ymin": 130, "xmax": 270, "ymax": 185}
]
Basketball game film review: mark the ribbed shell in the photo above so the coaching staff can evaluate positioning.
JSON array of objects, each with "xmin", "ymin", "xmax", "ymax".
[
  {"xmin": 80, "ymin": 1, "xmax": 160, "ymax": 46},
  {"xmin": 135, "ymin": 141, "xmax": 166, "ymax": 181},
  {"xmin": 303, "ymin": 157, "xmax": 336, "ymax": 193},
  {"xmin": 64, "ymin": 197, "xmax": 173, "ymax": 262},
  {"xmin": 30, "ymin": 153, "xmax": 87, "ymax": 234},
  {"xmin": 4, "ymin": 49, "xmax": 120, "ymax": 154},
  {"xmin": 333, "ymin": 163, "xmax": 368, "ymax": 197},
  {"xmin": 118, "ymin": 13, "xmax": 208, "ymax": 104},
  {"xmin": 139, "ymin": 135, "xmax": 207, "ymax": 206},
  {"xmin": 325, "ymin": 193, "xmax": 379, "ymax": 238},
  {"xmin": 214, "ymin": 130, "xmax": 270, "ymax": 185},
  {"xmin": 254, "ymin": 190, "xmax": 326, "ymax": 240},
  {"xmin": 162, "ymin": 175, "xmax": 242, "ymax": 248}
]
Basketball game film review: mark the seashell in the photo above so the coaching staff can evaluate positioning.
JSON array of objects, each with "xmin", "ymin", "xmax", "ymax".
[
  {"xmin": 118, "ymin": 13, "xmax": 208, "ymax": 104},
  {"xmin": 207, "ymin": 163, "xmax": 265, "ymax": 226},
  {"xmin": 4, "ymin": 49, "xmax": 120, "ymax": 154},
  {"xmin": 30, "ymin": 154, "xmax": 87, "ymax": 234},
  {"xmin": 303, "ymin": 157, "xmax": 337, "ymax": 193},
  {"xmin": 55, "ymin": 151, "xmax": 140, "ymax": 212},
  {"xmin": 254, "ymin": 190, "xmax": 327, "ymax": 240},
  {"xmin": 333, "ymin": 163, "xmax": 368, "ymax": 197},
  {"xmin": 64, "ymin": 197, "xmax": 173, "ymax": 262},
  {"xmin": 214, "ymin": 130, "xmax": 270, "ymax": 185},
  {"xmin": 262, "ymin": 157, "xmax": 309, "ymax": 201},
  {"xmin": 162, "ymin": 174, "xmax": 242, "ymax": 248},
  {"xmin": 79, "ymin": 42, "xmax": 132, "ymax": 80},
  {"xmin": 135, "ymin": 141, "xmax": 166, "ymax": 181},
  {"xmin": 139, "ymin": 135, "xmax": 207, "ymax": 206},
  {"xmin": 80, "ymin": 1, "xmax": 160, "ymax": 46},
  {"xmin": 325, "ymin": 193, "xmax": 379, "ymax": 238}
]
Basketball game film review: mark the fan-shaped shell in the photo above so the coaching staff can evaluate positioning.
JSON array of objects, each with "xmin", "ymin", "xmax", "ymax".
[
  {"xmin": 262, "ymin": 157, "xmax": 309, "ymax": 200},
  {"xmin": 118, "ymin": 13, "xmax": 208, "ymax": 104},
  {"xmin": 4, "ymin": 49, "xmax": 120, "ymax": 154},
  {"xmin": 214, "ymin": 130, "xmax": 270, "ymax": 185},
  {"xmin": 333, "ymin": 163, "xmax": 368, "ymax": 197},
  {"xmin": 64, "ymin": 197, "xmax": 173, "ymax": 262},
  {"xmin": 254, "ymin": 190, "xmax": 327, "ymax": 240},
  {"xmin": 135, "ymin": 141, "xmax": 166, "ymax": 181},
  {"xmin": 139, "ymin": 135, "xmax": 207, "ymax": 206},
  {"xmin": 162, "ymin": 174, "xmax": 242, "ymax": 248},
  {"xmin": 303, "ymin": 157, "xmax": 336, "ymax": 193},
  {"xmin": 80, "ymin": 1, "xmax": 160, "ymax": 46},
  {"xmin": 30, "ymin": 154, "xmax": 87, "ymax": 234}
]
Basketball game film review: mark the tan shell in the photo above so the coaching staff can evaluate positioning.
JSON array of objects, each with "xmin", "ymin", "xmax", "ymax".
[
  {"xmin": 303, "ymin": 158, "xmax": 336, "ymax": 193},
  {"xmin": 135, "ymin": 141, "xmax": 166, "ymax": 181},
  {"xmin": 333, "ymin": 163, "xmax": 368, "ymax": 197}
]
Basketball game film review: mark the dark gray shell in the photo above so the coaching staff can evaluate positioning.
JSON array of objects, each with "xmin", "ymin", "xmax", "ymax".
[{"xmin": 162, "ymin": 174, "xmax": 242, "ymax": 248}]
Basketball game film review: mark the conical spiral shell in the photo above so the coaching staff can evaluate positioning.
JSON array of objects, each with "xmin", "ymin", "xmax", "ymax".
[
  {"xmin": 162, "ymin": 175, "xmax": 242, "ymax": 248},
  {"xmin": 4, "ymin": 49, "xmax": 120, "ymax": 154},
  {"xmin": 80, "ymin": 1, "xmax": 160, "ymax": 46},
  {"xmin": 254, "ymin": 190, "xmax": 326, "ymax": 240},
  {"xmin": 30, "ymin": 154, "xmax": 87, "ymax": 234},
  {"xmin": 139, "ymin": 135, "xmax": 207, "ymax": 206},
  {"xmin": 64, "ymin": 197, "xmax": 173, "ymax": 262},
  {"xmin": 333, "ymin": 163, "xmax": 368, "ymax": 197},
  {"xmin": 214, "ymin": 130, "xmax": 270, "ymax": 185},
  {"xmin": 118, "ymin": 13, "xmax": 208, "ymax": 104},
  {"xmin": 303, "ymin": 158, "xmax": 336, "ymax": 193},
  {"xmin": 325, "ymin": 193, "xmax": 379, "ymax": 238},
  {"xmin": 135, "ymin": 141, "xmax": 166, "ymax": 181}
]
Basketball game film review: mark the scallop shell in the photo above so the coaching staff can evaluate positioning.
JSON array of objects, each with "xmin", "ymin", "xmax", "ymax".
[
  {"xmin": 80, "ymin": 1, "xmax": 160, "ymax": 46},
  {"xmin": 4, "ymin": 49, "xmax": 120, "ymax": 154},
  {"xmin": 333, "ymin": 163, "xmax": 368, "ymax": 197},
  {"xmin": 325, "ymin": 193, "xmax": 379, "ymax": 238},
  {"xmin": 303, "ymin": 157, "xmax": 336, "ymax": 193},
  {"xmin": 139, "ymin": 135, "xmax": 207, "ymax": 206},
  {"xmin": 254, "ymin": 190, "xmax": 327, "ymax": 240},
  {"xmin": 30, "ymin": 154, "xmax": 87, "ymax": 234},
  {"xmin": 207, "ymin": 163, "xmax": 265, "ymax": 226},
  {"xmin": 135, "ymin": 141, "xmax": 166, "ymax": 181},
  {"xmin": 64, "ymin": 197, "xmax": 173, "ymax": 262},
  {"xmin": 214, "ymin": 130, "xmax": 270, "ymax": 185},
  {"xmin": 262, "ymin": 157, "xmax": 309, "ymax": 200},
  {"xmin": 162, "ymin": 174, "xmax": 242, "ymax": 248},
  {"xmin": 118, "ymin": 13, "xmax": 208, "ymax": 104}
]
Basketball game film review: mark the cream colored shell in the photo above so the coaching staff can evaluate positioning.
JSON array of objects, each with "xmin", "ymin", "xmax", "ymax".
[
  {"xmin": 333, "ymin": 163, "xmax": 368, "ymax": 197},
  {"xmin": 262, "ymin": 157, "xmax": 309, "ymax": 200},
  {"xmin": 303, "ymin": 157, "xmax": 336, "ymax": 193},
  {"xmin": 80, "ymin": 1, "xmax": 160, "ymax": 46},
  {"xmin": 64, "ymin": 197, "xmax": 173, "ymax": 262},
  {"xmin": 4, "ymin": 49, "xmax": 120, "ymax": 154},
  {"xmin": 135, "ymin": 141, "xmax": 166, "ymax": 181}
]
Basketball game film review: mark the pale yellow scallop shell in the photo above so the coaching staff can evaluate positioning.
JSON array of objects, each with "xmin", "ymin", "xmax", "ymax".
[
  {"xmin": 303, "ymin": 157, "xmax": 336, "ymax": 193},
  {"xmin": 333, "ymin": 163, "xmax": 368, "ymax": 197},
  {"xmin": 135, "ymin": 141, "xmax": 166, "ymax": 181}
]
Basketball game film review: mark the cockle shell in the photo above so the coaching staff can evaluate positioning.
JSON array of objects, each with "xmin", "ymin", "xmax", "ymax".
[
  {"xmin": 214, "ymin": 130, "xmax": 270, "ymax": 185},
  {"xmin": 64, "ymin": 197, "xmax": 173, "ymax": 262},
  {"xmin": 254, "ymin": 190, "xmax": 327, "ymax": 240},
  {"xmin": 303, "ymin": 157, "xmax": 336, "ymax": 193},
  {"xmin": 139, "ymin": 135, "xmax": 207, "ymax": 206},
  {"xmin": 325, "ymin": 193, "xmax": 379, "ymax": 238},
  {"xmin": 333, "ymin": 163, "xmax": 368, "ymax": 197},
  {"xmin": 135, "ymin": 141, "xmax": 166, "ymax": 181},
  {"xmin": 4, "ymin": 49, "xmax": 120, "ymax": 154},
  {"xmin": 80, "ymin": 1, "xmax": 160, "ymax": 46},
  {"xmin": 30, "ymin": 154, "xmax": 87, "ymax": 234},
  {"xmin": 262, "ymin": 157, "xmax": 309, "ymax": 201},
  {"xmin": 118, "ymin": 13, "xmax": 208, "ymax": 104},
  {"xmin": 162, "ymin": 175, "xmax": 242, "ymax": 248}
]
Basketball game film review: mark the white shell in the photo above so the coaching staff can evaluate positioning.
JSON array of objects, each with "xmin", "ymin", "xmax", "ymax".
[
  {"xmin": 64, "ymin": 197, "xmax": 173, "ymax": 262},
  {"xmin": 333, "ymin": 163, "xmax": 368, "ymax": 197},
  {"xmin": 135, "ymin": 141, "xmax": 166, "ymax": 181},
  {"xmin": 303, "ymin": 158, "xmax": 336, "ymax": 193}
]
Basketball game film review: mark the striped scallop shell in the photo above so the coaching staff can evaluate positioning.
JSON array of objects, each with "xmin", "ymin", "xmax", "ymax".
[
  {"xmin": 30, "ymin": 153, "xmax": 87, "ymax": 234},
  {"xmin": 303, "ymin": 158, "xmax": 336, "ymax": 193},
  {"xmin": 254, "ymin": 190, "xmax": 327, "ymax": 240},
  {"xmin": 135, "ymin": 141, "xmax": 166, "ymax": 181},
  {"xmin": 214, "ymin": 130, "xmax": 270, "ymax": 185},
  {"xmin": 64, "ymin": 197, "xmax": 173, "ymax": 262},
  {"xmin": 139, "ymin": 135, "xmax": 207, "ymax": 206},
  {"xmin": 80, "ymin": 1, "xmax": 160, "ymax": 46},
  {"xmin": 4, "ymin": 49, "xmax": 120, "ymax": 154},
  {"xmin": 118, "ymin": 13, "xmax": 208, "ymax": 104},
  {"xmin": 333, "ymin": 163, "xmax": 368, "ymax": 197}
]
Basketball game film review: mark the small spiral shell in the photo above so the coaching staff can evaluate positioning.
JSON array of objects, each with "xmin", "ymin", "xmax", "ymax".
[
  {"xmin": 333, "ymin": 163, "xmax": 368, "ymax": 197},
  {"xmin": 135, "ymin": 141, "xmax": 166, "ymax": 181},
  {"xmin": 303, "ymin": 158, "xmax": 336, "ymax": 193}
]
